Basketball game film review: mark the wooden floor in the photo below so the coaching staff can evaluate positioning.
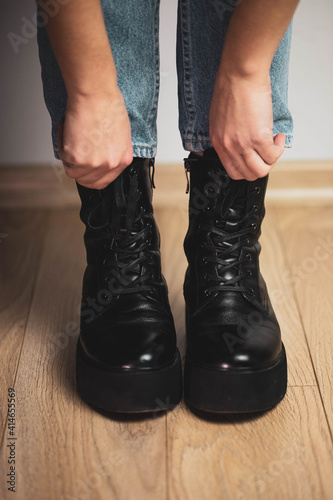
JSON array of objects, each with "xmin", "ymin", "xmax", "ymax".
[{"xmin": 1, "ymin": 165, "xmax": 333, "ymax": 499}]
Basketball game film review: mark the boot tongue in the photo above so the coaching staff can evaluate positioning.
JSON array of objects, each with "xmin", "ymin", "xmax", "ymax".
[
  {"xmin": 208, "ymin": 179, "xmax": 248, "ymax": 284},
  {"xmin": 108, "ymin": 170, "xmax": 150, "ymax": 284}
]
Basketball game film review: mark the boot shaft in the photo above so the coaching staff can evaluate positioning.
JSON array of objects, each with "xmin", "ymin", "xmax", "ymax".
[
  {"xmin": 76, "ymin": 158, "xmax": 163, "ymax": 299},
  {"xmin": 184, "ymin": 149, "xmax": 271, "ymax": 312}
]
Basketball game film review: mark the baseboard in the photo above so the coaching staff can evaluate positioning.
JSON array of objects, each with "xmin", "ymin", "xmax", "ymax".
[{"xmin": 1, "ymin": 160, "xmax": 332, "ymax": 208}]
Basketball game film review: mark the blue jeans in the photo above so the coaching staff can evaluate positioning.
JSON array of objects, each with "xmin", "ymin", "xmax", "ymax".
[{"xmin": 37, "ymin": 0, "xmax": 293, "ymax": 160}]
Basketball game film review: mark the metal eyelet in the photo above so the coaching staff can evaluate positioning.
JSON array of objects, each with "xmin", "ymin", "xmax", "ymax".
[
  {"xmin": 101, "ymin": 292, "xmax": 110, "ymax": 301},
  {"xmin": 255, "ymin": 186, "xmax": 261, "ymax": 195},
  {"xmin": 202, "ymin": 256, "xmax": 208, "ymax": 264},
  {"xmin": 253, "ymin": 205, "xmax": 258, "ymax": 212},
  {"xmin": 204, "ymin": 289, "xmax": 211, "ymax": 297},
  {"xmin": 102, "ymin": 258, "xmax": 107, "ymax": 266},
  {"xmin": 246, "ymin": 254, "xmax": 252, "ymax": 261},
  {"xmin": 245, "ymin": 238, "xmax": 251, "ymax": 245},
  {"xmin": 247, "ymin": 288, "xmax": 255, "ymax": 296},
  {"xmin": 251, "ymin": 222, "xmax": 257, "ymax": 231},
  {"xmin": 247, "ymin": 270, "xmax": 253, "ymax": 277}
]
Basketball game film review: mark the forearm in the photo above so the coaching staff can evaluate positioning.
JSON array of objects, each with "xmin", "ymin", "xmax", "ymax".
[
  {"xmin": 37, "ymin": 0, "xmax": 118, "ymax": 97},
  {"xmin": 219, "ymin": 0, "xmax": 300, "ymax": 80}
]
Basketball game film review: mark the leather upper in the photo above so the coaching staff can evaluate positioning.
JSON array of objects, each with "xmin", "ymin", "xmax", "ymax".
[
  {"xmin": 184, "ymin": 149, "xmax": 282, "ymax": 371},
  {"xmin": 76, "ymin": 158, "xmax": 177, "ymax": 371}
]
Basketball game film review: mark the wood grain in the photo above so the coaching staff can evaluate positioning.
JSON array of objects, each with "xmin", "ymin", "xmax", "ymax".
[
  {"xmin": 167, "ymin": 386, "xmax": 333, "ymax": 500},
  {"xmin": 275, "ymin": 207, "xmax": 333, "ymax": 434},
  {"xmin": 1, "ymin": 192, "xmax": 332, "ymax": 499},
  {"xmin": 155, "ymin": 205, "xmax": 189, "ymax": 361},
  {"xmin": 0, "ymin": 210, "xmax": 167, "ymax": 500},
  {"xmin": 260, "ymin": 210, "xmax": 316, "ymax": 387},
  {"xmin": 0, "ymin": 210, "xmax": 47, "ymax": 439}
]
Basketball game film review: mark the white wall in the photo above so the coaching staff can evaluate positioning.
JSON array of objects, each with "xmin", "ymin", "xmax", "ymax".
[{"xmin": 0, "ymin": 0, "xmax": 332, "ymax": 165}]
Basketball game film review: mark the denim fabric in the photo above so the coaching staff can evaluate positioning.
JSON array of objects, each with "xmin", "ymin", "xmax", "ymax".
[
  {"xmin": 37, "ymin": 0, "xmax": 293, "ymax": 160},
  {"xmin": 177, "ymin": 0, "xmax": 293, "ymax": 151},
  {"xmin": 37, "ymin": 0, "xmax": 160, "ymax": 159}
]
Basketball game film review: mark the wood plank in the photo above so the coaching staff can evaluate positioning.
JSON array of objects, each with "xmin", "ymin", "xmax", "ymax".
[
  {"xmin": 275, "ymin": 206, "xmax": 333, "ymax": 433},
  {"xmin": 0, "ymin": 210, "xmax": 167, "ymax": 500},
  {"xmin": 260, "ymin": 209, "xmax": 316, "ymax": 386},
  {"xmin": 167, "ymin": 386, "xmax": 333, "ymax": 500},
  {"xmin": 0, "ymin": 210, "xmax": 47, "ymax": 439},
  {"xmin": 0, "ymin": 165, "xmax": 78, "ymax": 209},
  {"xmin": 155, "ymin": 204, "xmax": 188, "ymax": 361}
]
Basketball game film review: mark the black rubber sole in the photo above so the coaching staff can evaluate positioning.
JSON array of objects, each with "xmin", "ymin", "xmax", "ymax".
[
  {"xmin": 184, "ymin": 344, "xmax": 287, "ymax": 413},
  {"xmin": 76, "ymin": 340, "xmax": 183, "ymax": 413}
]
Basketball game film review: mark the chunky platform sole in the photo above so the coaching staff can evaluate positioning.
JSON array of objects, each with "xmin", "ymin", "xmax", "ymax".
[
  {"xmin": 184, "ymin": 344, "xmax": 287, "ymax": 413},
  {"xmin": 76, "ymin": 340, "xmax": 183, "ymax": 413}
]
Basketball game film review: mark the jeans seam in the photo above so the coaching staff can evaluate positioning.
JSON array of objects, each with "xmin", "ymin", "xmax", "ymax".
[
  {"xmin": 145, "ymin": 0, "xmax": 160, "ymax": 132},
  {"xmin": 179, "ymin": 0, "xmax": 196, "ymax": 139}
]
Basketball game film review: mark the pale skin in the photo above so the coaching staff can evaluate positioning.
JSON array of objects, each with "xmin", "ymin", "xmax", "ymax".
[{"xmin": 37, "ymin": 0, "xmax": 300, "ymax": 188}]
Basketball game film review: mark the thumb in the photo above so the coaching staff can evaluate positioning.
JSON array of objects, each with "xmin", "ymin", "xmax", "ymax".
[{"xmin": 273, "ymin": 133, "xmax": 286, "ymax": 159}]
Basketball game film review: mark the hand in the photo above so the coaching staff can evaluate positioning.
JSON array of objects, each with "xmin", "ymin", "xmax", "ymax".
[
  {"xmin": 58, "ymin": 89, "xmax": 133, "ymax": 189},
  {"xmin": 209, "ymin": 73, "xmax": 285, "ymax": 181}
]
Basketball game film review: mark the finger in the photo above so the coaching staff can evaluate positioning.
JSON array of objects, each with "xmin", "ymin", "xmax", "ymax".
[
  {"xmin": 229, "ymin": 153, "xmax": 261, "ymax": 181},
  {"xmin": 217, "ymin": 144, "xmax": 263, "ymax": 181},
  {"xmin": 57, "ymin": 119, "xmax": 78, "ymax": 165},
  {"xmin": 256, "ymin": 133, "xmax": 285, "ymax": 165},
  {"xmin": 215, "ymin": 149, "xmax": 244, "ymax": 180},
  {"xmin": 75, "ymin": 167, "xmax": 123, "ymax": 190},
  {"xmin": 62, "ymin": 162, "xmax": 82, "ymax": 179},
  {"xmin": 273, "ymin": 133, "xmax": 286, "ymax": 158},
  {"xmin": 242, "ymin": 148, "xmax": 274, "ymax": 178}
]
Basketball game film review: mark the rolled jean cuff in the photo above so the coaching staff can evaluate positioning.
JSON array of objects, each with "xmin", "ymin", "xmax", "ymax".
[
  {"xmin": 52, "ymin": 144, "xmax": 156, "ymax": 161},
  {"xmin": 133, "ymin": 145, "xmax": 157, "ymax": 158},
  {"xmin": 182, "ymin": 134, "xmax": 293, "ymax": 153}
]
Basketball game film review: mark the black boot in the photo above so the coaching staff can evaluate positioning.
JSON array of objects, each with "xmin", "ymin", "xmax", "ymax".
[
  {"xmin": 75, "ymin": 158, "xmax": 182, "ymax": 413},
  {"xmin": 183, "ymin": 149, "xmax": 287, "ymax": 413}
]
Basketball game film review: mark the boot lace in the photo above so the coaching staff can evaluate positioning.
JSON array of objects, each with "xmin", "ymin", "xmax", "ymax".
[
  {"xmin": 199, "ymin": 182, "xmax": 260, "ymax": 296},
  {"xmin": 88, "ymin": 163, "xmax": 161, "ymax": 295}
]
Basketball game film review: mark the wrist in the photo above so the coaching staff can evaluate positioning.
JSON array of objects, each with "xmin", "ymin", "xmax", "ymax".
[
  {"xmin": 66, "ymin": 79, "xmax": 120, "ymax": 103},
  {"xmin": 218, "ymin": 53, "xmax": 271, "ymax": 80},
  {"xmin": 62, "ymin": 53, "xmax": 119, "ymax": 100},
  {"xmin": 215, "ymin": 59, "xmax": 271, "ymax": 88}
]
